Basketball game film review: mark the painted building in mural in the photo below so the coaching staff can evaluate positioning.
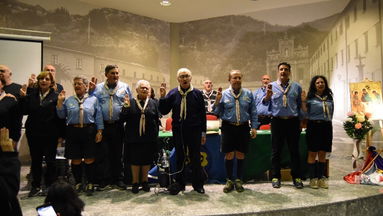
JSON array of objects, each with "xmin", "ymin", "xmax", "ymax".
[
  {"xmin": 266, "ymin": 34, "xmax": 310, "ymax": 89},
  {"xmin": 309, "ymin": 0, "xmax": 383, "ymax": 118}
]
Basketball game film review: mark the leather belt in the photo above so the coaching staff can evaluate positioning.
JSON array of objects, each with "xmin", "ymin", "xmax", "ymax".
[
  {"xmin": 69, "ymin": 123, "xmax": 93, "ymax": 128},
  {"xmin": 274, "ymin": 116, "xmax": 296, "ymax": 120},
  {"xmin": 258, "ymin": 115, "xmax": 271, "ymax": 118},
  {"xmin": 104, "ymin": 120, "xmax": 117, "ymax": 124},
  {"xmin": 223, "ymin": 120, "xmax": 248, "ymax": 126}
]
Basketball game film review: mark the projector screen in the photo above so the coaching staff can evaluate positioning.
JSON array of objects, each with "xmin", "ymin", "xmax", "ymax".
[{"xmin": 0, "ymin": 38, "xmax": 42, "ymax": 85}]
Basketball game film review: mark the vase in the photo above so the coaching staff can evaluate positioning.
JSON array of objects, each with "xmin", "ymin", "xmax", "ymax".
[{"xmin": 352, "ymin": 139, "xmax": 363, "ymax": 169}]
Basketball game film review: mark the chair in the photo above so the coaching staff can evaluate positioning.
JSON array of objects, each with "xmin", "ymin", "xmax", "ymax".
[{"xmin": 259, "ymin": 124, "xmax": 271, "ymax": 130}]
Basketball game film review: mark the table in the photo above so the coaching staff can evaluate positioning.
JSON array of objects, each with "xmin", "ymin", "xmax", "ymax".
[{"xmin": 155, "ymin": 130, "xmax": 308, "ymax": 183}]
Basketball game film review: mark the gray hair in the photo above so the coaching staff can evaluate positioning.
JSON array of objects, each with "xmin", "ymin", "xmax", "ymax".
[
  {"xmin": 73, "ymin": 75, "xmax": 89, "ymax": 85},
  {"xmin": 136, "ymin": 80, "xmax": 151, "ymax": 89},
  {"xmin": 177, "ymin": 68, "xmax": 192, "ymax": 77}
]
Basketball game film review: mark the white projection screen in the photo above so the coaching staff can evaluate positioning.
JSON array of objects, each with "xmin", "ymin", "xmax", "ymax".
[{"xmin": 0, "ymin": 38, "xmax": 43, "ymax": 85}]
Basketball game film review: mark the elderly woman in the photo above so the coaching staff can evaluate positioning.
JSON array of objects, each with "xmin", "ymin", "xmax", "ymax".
[
  {"xmin": 120, "ymin": 80, "xmax": 160, "ymax": 193},
  {"xmin": 301, "ymin": 75, "xmax": 334, "ymax": 189},
  {"xmin": 20, "ymin": 71, "xmax": 64, "ymax": 197},
  {"xmin": 57, "ymin": 76, "xmax": 103, "ymax": 196}
]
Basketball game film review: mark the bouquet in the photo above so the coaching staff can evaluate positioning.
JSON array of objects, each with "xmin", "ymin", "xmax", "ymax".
[{"xmin": 343, "ymin": 112, "xmax": 373, "ymax": 140}]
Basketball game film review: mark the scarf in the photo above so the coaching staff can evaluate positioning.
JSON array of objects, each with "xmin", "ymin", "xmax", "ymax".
[
  {"xmin": 0, "ymin": 91, "xmax": 5, "ymax": 101},
  {"xmin": 230, "ymin": 87, "xmax": 242, "ymax": 124},
  {"xmin": 203, "ymin": 90, "xmax": 214, "ymax": 112},
  {"xmin": 178, "ymin": 84, "xmax": 194, "ymax": 120},
  {"xmin": 104, "ymin": 81, "xmax": 118, "ymax": 120},
  {"xmin": 277, "ymin": 81, "xmax": 291, "ymax": 107},
  {"xmin": 315, "ymin": 94, "xmax": 330, "ymax": 119},
  {"xmin": 134, "ymin": 97, "xmax": 149, "ymax": 136},
  {"xmin": 39, "ymin": 89, "xmax": 50, "ymax": 105},
  {"xmin": 74, "ymin": 93, "xmax": 89, "ymax": 127}
]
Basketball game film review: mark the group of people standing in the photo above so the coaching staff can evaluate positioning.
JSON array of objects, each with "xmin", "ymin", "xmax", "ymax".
[{"xmin": 0, "ymin": 61, "xmax": 333, "ymax": 213}]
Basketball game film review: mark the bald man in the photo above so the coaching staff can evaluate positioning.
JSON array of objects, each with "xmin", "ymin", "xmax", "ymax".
[{"xmin": 253, "ymin": 74, "xmax": 272, "ymax": 129}]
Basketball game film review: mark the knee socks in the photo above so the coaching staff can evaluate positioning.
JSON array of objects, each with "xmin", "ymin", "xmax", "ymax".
[
  {"xmin": 225, "ymin": 159, "xmax": 233, "ymax": 180},
  {"xmin": 71, "ymin": 163, "xmax": 82, "ymax": 184}
]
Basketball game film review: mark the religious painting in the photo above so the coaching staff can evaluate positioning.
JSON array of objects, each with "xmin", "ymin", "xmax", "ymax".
[{"xmin": 349, "ymin": 80, "xmax": 382, "ymax": 116}]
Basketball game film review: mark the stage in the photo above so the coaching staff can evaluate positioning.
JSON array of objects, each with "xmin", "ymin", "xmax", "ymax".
[{"xmin": 19, "ymin": 121, "xmax": 383, "ymax": 216}]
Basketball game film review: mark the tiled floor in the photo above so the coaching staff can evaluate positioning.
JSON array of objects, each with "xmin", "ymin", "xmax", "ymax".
[{"xmin": 19, "ymin": 122, "xmax": 383, "ymax": 216}]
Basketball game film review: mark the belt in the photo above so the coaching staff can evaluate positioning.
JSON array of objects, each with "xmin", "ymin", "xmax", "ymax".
[
  {"xmin": 223, "ymin": 120, "xmax": 248, "ymax": 126},
  {"xmin": 104, "ymin": 120, "xmax": 117, "ymax": 124},
  {"xmin": 273, "ymin": 116, "xmax": 296, "ymax": 120},
  {"xmin": 309, "ymin": 120, "xmax": 330, "ymax": 123},
  {"xmin": 69, "ymin": 123, "xmax": 93, "ymax": 128},
  {"xmin": 258, "ymin": 115, "xmax": 271, "ymax": 118}
]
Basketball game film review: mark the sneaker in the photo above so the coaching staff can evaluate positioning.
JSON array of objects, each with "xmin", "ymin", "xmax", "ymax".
[
  {"xmin": 293, "ymin": 178, "xmax": 304, "ymax": 189},
  {"xmin": 28, "ymin": 187, "xmax": 41, "ymax": 197},
  {"xmin": 132, "ymin": 183, "xmax": 139, "ymax": 194},
  {"xmin": 75, "ymin": 183, "xmax": 83, "ymax": 193},
  {"xmin": 40, "ymin": 187, "xmax": 48, "ymax": 196},
  {"xmin": 309, "ymin": 178, "xmax": 319, "ymax": 189},
  {"xmin": 114, "ymin": 181, "xmax": 127, "ymax": 190},
  {"xmin": 234, "ymin": 179, "xmax": 244, "ymax": 192},
  {"xmin": 141, "ymin": 182, "xmax": 150, "ymax": 192},
  {"xmin": 85, "ymin": 184, "xmax": 94, "ymax": 196},
  {"xmin": 271, "ymin": 178, "xmax": 281, "ymax": 188},
  {"xmin": 223, "ymin": 179, "xmax": 234, "ymax": 193},
  {"xmin": 95, "ymin": 184, "xmax": 112, "ymax": 191},
  {"xmin": 318, "ymin": 177, "xmax": 329, "ymax": 189}
]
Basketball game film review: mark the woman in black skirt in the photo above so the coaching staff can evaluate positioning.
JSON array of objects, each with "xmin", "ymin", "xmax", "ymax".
[
  {"xmin": 301, "ymin": 75, "xmax": 334, "ymax": 189},
  {"xmin": 120, "ymin": 80, "xmax": 160, "ymax": 193}
]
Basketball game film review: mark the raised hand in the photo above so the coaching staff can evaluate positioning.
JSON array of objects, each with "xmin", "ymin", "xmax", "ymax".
[
  {"xmin": 265, "ymin": 84, "xmax": 273, "ymax": 101},
  {"xmin": 123, "ymin": 93, "xmax": 130, "ymax": 107},
  {"xmin": 28, "ymin": 74, "xmax": 36, "ymax": 88},
  {"xmin": 4, "ymin": 93, "xmax": 16, "ymax": 100},
  {"xmin": 160, "ymin": 82, "xmax": 166, "ymax": 98},
  {"xmin": 89, "ymin": 77, "xmax": 98, "ymax": 92},
  {"xmin": 215, "ymin": 87, "xmax": 223, "ymax": 104},
  {"xmin": 19, "ymin": 84, "xmax": 27, "ymax": 97},
  {"xmin": 58, "ymin": 90, "xmax": 66, "ymax": 102}
]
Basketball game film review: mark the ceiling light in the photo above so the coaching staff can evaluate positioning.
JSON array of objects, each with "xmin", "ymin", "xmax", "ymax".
[{"xmin": 160, "ymin": 0, "xmax": 171, "ymax": 7}]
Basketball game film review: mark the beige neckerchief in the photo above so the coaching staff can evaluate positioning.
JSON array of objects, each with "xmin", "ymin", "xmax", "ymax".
[
  {"xmin": 203, "ymin": 90, "xmax": 214, "ymax": 112},
  {"xmin": 39, "ymin": 89, "xmax": 50, "ymax": 105},
  {"xmin": 0, "ymin": 91, "xmax": 5, "ymax": 101},
  {"xmin": 178, "ymin": 84, "xmax": 194, "ymax": 120},
  {"xmin": 230, "ymin": 87, "xmax": 242, "ymax": 124},
  {"xmin": 315, "ymin": 94, "xmax": 330, "ymax": 119},
  {"xmin": 104, "ymin": 81, "xmax": 119, "ymax": 120},
  {"xmin": 134, "ymin": 97, "xmax": 149, "ymax": 136},
  {"xmin": 74, "ymin": 93, "xmax": 89, "ymax": 127},
  {"xmin": 277, "ymin": 80, "xmax": 291, "ymax": 107}
]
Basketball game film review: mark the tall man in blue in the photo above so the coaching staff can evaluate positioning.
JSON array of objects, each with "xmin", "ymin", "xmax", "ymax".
[
  {"xmin": 89, "ymin": 64, "xmax": 132, "ymax": 190},
  {"xmin": 254, "ymin": 74, "xmax": 272, "ymax": 129},
  {"xmin": 263, "ymin": 62, "xmax": 304, "ymax": 189},
  {"xmin": 214, "ymin": 70, "xmax": 257, "ymax": 193},
  {"xmin": 159, "ymin": 68, "xmax": 206, "ymax": 194}
]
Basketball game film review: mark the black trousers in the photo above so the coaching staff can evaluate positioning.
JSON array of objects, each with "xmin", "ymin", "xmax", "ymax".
[
  {"xmin": 172, "ymin": 125, "xmax": 203, "ymax": 189},
  {"xmin": 257, "ymin": 115, "xmax": 272, "ymax": 129},
  {"xmin": 26, "ymin": 134, "xmax": 57, "ymax": 188},
  {"xmin": 101, "ymin": 122, "xmax": 125, "ymax": 184},
  {"xmin": 270, "ymin": 117, "xmax": 301, "ymax": 179}
]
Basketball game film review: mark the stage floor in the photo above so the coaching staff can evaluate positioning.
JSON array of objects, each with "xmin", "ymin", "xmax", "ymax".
[{"xmin": 19, "ymin": 121, "xmax": 383, "ymax": 216}]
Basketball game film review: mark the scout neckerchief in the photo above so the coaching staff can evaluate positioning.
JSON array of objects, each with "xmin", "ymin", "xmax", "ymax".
[
  {"xmin": 277, "ymin": 80, "xmax": 291, "ymax": 107},
  {"xmin": 178, "ymin": 84, "xmax": 194, "ymax": 120},
  {"xmin": 230, "ymin": 87, "xmax": 242, "ymax": 124},
  {"xmin": 134, "ymin": 97, "xmax": 149, "ymax": 136},
  {"xmin": 315, "ymin": 94, "xmax": 330, "ymax": 119},
  {"xmin": 104, "ymin": 81, "xmax": 118, "ymax": 120},
  {"xmin": 0, "ymin": 91, "xmax": 5, "ymax": 101},
  {"xmin": 203, "ymin": 89, "xmax": 214, "ymax": 112},
  {"xmin": 39, "ymin": 89, "xmax": 50, "ymax": 105},
  {"xmin": 74, "ymin": 93, "xmax": 89, "ymax": 127}
]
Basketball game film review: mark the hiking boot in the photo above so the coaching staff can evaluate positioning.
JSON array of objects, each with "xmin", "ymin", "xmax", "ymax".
[
  {"xmin": 142, "ymin": 182, "xmax": 150, "ymax": 192},
  {"xmin": 114, "ymin": 181, "xmax": 127, "ymax": 190},
  {"xmin": 309, "ymin": 178, "xmax": 319, "ymax": 189},
  {"xmin": 318, "ymin": 177, "xmax": 328, "ymax": 189},
  {"xmin": 132, "ymin": 183, "xmax": 139, "ymax": 194},
  {"xmin": 75, "ymin": 183, "xmax": 83, "ymax": 193},
  {"xmin": 223, "ymin": 179, "xmax": 234, "ymax": 193},
  {"xmin": 85, "ymin": 184, "xmax": 94, "ymax": 196},
  {"xmin": 28, "ymin": 187, "xmax": 41, "ymax": 197},
  {"xmin": 234, "ymin": 179, "xmax": 244, "ymax": 192},
  {"xmin": 293, "ymin": 178, "xmax": 304, "ymax": 189},
  {"xmin": 271, "ymin": 178, "xmax": 281, "ymax": 188}
]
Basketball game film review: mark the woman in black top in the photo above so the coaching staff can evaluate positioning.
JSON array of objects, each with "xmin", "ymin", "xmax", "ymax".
[
  {"xmin": 120, "ymin": 80, "xmax": 160, "ymax": 193},
  {"xmin": 20, "ymin": 71, "xmax": 64, "ymax": 197}
]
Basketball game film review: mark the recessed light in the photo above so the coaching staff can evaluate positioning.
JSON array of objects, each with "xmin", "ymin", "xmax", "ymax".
[{"xmin": 160, "ymin": 0, "xmax": 171, "ymax": 7}]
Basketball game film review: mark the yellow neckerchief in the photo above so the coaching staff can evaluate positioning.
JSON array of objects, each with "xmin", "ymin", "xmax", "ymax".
[
  {"xmin": 134, "ymin": 97, "xmax": 149, "ymax": 136},
  {"xmin": 39, "ymin": 89, "xmax": 50, "ymax": 105},
  {"xmin": 74, "ymin": 93, "xmax": 89, "ymax": 127},
  {"xmin": 315, "ymin": 94, "xmax": 330, "ymax": 119},
  {"xmin": 178, "ymin": 84, "xmax": 193, "ymax": 120},
  {"xmin": 203, "ymin": 89, "xmax": 214, "ymax": 112},
  {"xmin": 104, "ymin": 81, "xmax": 119, "ymax": 120},
  {"xmin": 277, "ymin": 80, "xmax": 291, "ymax": 107},
  {"xmin": 0, "ymin": 91, "xmax": 5, "ymax": 100},
  {"xmin": 230, "ymin": 87, "xmax": 242, "ymax": 124}
]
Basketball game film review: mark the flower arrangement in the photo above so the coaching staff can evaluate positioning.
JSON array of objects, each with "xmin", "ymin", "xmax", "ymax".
[{"xmin": 343, "ymin": 112, "xmax": 373, "ymax": 140}]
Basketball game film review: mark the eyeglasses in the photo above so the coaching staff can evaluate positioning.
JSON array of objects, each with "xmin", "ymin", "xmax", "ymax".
[
  {"xmin": 0, "ymin": 69, "xmax": 6, "ymax": 73},
  {"xmin": 178, "ymin": 74, "xmax": 190, "ymax": 79}
]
